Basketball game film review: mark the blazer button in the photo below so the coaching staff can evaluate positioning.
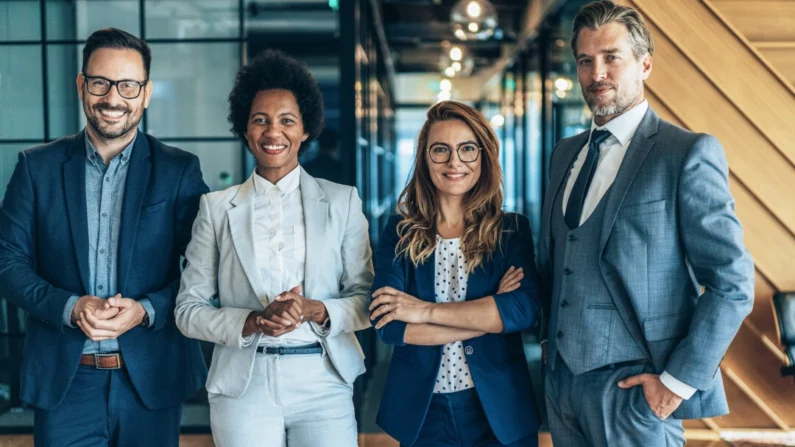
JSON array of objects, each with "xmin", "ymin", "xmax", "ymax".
[
  {"xmin": 560, "ymin": 300, "xmax": 569, "ymax": 308},
  {"xmin": 567, "ymin": 234, "xmax": 576, "ymax": 241},
  {"xmin": 557, "ymin": 331, "xmax": 564, "ymax": 338},
  {"xmin": 464, "ymin": 346, "xmax": 474, "ymax": 356},
  {"xmin": 563, "ymin": 268, "xmax": 572, "ymax": 275}
]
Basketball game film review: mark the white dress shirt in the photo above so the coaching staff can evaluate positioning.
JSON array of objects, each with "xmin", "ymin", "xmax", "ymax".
[
  {"xmin": 561, "ymin": 100, "xmax": 696, "ymax": 400},
  {"xmin": 243, "ymin": 166, "xmax": 322, "ymax": 347},
  {"xmin": 433, "ymin": 236, "xmax": 476, "ymax": 393}
]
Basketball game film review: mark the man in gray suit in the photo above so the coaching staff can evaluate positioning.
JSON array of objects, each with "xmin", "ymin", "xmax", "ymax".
[{"xmin": 537, "ymin": 1, "xmax": 754, "ymax": 445}]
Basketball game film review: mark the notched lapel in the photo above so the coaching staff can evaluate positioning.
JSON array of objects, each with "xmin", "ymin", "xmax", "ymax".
[
  {"xmin": 599, "ymin": 109, "xmax": 659, "ymax": 250},
  {"xmin": 228, "ymin": 177, "xmax": 269, "ymax": 307},
  {"xmin": 415, "ymin": 258, "xmax": 436, "ymax": 303},
  {"xmin": 63, "ymin": 132, "xmax": 90, "ymax": 293},
  {"xmin": 301, "ymin": 169, "xmax": 329, "ymax": 300},
  {"xmin": 118, "ymin": 133, "xmax": 151, "ymax": 291}
]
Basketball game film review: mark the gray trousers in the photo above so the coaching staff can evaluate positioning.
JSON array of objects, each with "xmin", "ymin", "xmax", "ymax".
[{"xmin": 545, "ymin": 356, "xmax": 685, "ymax": 447}]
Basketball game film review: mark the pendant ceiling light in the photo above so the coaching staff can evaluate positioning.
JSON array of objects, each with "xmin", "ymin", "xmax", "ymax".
[{"xmin": 450, "ymin": 0, "xmax": 498, "ymax": 41}]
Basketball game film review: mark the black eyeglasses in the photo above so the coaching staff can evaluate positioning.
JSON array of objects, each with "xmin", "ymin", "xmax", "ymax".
[
  {"xmin": 428, "ymin": 143, "xmax": 482, "ymax": 163},
  {"xmin": 82, "ymin": 73, "xmax": 148, "ymax": 99}
]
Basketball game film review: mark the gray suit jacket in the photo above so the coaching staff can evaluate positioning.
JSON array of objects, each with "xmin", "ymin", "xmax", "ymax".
[
  {"xmin": 537, "ymin": 107, "xmax": 754, "ymax": 419},
  {"xmin": 175, "ymin": 168, "xmax": 374, "ymax": 398}
]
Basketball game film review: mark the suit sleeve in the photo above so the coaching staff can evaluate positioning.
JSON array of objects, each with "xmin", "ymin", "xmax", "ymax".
[
  {"xmin": 664, "ymin": 134, "xmax": 754, "ymax": 390},
  {"xmin": 370, "ymin": 216, "xmax": 408, "ymax": 346},
  {"xmin": 0, "ymin": 151, "xmax": 77, "ymax": 330},
  {"xmin": 142, "ymin": 154, "xmax": 209, "ymax": 331},
  {"xmin": 321, "ymin": 186, "xmax": 374, "ymax": 337},
  {"xmin": 493, "ymin": 215, "xmax": 542, "ymax": 333}
]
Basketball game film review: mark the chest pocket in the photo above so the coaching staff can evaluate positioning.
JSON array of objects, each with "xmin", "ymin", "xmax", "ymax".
[{"xmin": 619, "ymin": 199, "xmax": 666, "ymax": 217}]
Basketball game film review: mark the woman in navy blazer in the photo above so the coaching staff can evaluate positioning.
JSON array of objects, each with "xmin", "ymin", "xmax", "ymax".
[{"xmin": 370, "ymin": 101, "xmax": 541, "ymax": 447}]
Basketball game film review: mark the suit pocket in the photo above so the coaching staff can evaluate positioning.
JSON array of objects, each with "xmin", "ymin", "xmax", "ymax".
[
  {"xmin": 620, "ymin": 199, "xmax": 666, "ymax": 217},
  {"xmin": 141, "ymin": 200, "xmax": 167, "ymax": 216},
  {"xmin": 643, "ymin": 313, "xmax": 689, "ymax": 342},
  {"xmin": 587, "ymin": 302, "xmax": 616, "ymax": 310}
]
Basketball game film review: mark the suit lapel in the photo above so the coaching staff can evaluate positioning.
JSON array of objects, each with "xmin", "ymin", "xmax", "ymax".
[
  {"xmin": 415, "ymin": 257, "xmax": 436, "ymax": 303},
  {"xmin": 118, "ymin": 133, "xmax": 151, "ymax": 291},
  {"xmin": 465, "ymin": 262, "xmax": 492, "ymax": 301},
  {"xmin": 598, "ymin": 108, "xmax": 659, "ymax": 250},
  {"xmin": 63, "ymin": 131, "xmax": 90, "ymax": 294},
  {"xmin": 300, "ymin": 168, "xmax": 329, "ymax": 300},
  {"xmin": 229, "ymin": 174, "xmax": 269, "ymax": 307},
  {"xmin": 542, "ymin": 132, "xmax": 590, "ymax": 252}
]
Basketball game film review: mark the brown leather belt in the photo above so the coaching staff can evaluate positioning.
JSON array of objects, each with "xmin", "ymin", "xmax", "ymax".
[{"xmin": 79, "ymin": 353, "xmax": 124, "ymax": 370}]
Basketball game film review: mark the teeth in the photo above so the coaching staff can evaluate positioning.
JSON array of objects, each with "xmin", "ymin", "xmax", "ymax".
[
  {"xmin": 100, "ymin": 110, "xmax": 124, "ymax": 118},
  {"xmin": 261, "ymin": 145, "xmax": 287, "ymax": 150},
  {"xmin": 445, "ymin": 173, "xmax": 465, "ymax": 178}
]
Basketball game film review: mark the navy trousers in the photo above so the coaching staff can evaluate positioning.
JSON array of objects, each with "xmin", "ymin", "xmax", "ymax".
[
  {"xmin": 33, "ymin": 365, "xmax": 182, "ymax": 447},
  {"xmin": 405, "ymin": 389, "xmax": 538, "ymax": 447}
]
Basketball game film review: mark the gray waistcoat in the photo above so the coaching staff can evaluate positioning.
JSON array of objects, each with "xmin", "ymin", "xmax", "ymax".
[{"xmin": 548, "ymin": 181, "xmax": 647, "ymax": 375}]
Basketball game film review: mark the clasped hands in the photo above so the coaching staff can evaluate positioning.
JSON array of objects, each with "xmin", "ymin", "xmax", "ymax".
[
  {"xmin": 72, "ymin": 294, "xmax": 147, "ymax": 341},
  {"xmin": 242, "ymin": 285, "xmax": 329, "ymax": 337},
  {"xmin": 368, "ymin": 266, "xmax": 525, "ymax": 329}
]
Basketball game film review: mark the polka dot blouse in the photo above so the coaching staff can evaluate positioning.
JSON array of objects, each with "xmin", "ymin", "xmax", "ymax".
[{"xmin": 433, "ymin": 235, "xmax": 475, "ymax": 394}]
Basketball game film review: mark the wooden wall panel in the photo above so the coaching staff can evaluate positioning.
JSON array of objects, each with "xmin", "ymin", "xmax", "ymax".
[
  {"xmin": 758, "ymin": 47, "xmax": 795, "ymax": 87},
  {"xmin": 629, "ymin": 0, "xmax": 795, "ymax": 166},
  {"xmin": 722, "ymin": 324, "xmax": 795, "ymax": 426},
  {"xmin": 684, "ymin": 419, "xmax": 711, "ymax": 429},
  {"xmin": 711, "ymin": 372, "xmax": 779, "ymax": 428},
  {"xmin": 710, "ymin": 0, "xmax": 795, "ymax": 42},
  {"xmin": 751, "ymin": 272, "xmax": 782, "ymax": 346}
]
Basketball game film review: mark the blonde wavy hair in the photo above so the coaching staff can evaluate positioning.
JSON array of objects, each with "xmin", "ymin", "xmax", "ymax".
[{"xmin": 395, "ymin": 101, "xmax": 504, "ymax": 273}]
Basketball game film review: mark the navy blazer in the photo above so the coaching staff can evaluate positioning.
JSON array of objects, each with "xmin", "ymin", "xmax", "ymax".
[
  {"xmin": 0, "ymin": 131, "xmax": 209, "ymax": 410},
  {"xmin": 372, "ymin": 213, "xmax": 542, "ymax": 446}
]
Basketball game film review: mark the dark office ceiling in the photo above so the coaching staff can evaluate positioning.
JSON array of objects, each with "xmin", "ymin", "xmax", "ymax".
[{"xmin": 379, "ymin": 0, "xmax": 529, "ymax": 74}]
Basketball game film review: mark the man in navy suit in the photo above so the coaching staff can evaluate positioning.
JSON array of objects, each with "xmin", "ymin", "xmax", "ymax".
[{"xmin": 0, "ymin": 28, "xmax": 209, "ymax": 446}]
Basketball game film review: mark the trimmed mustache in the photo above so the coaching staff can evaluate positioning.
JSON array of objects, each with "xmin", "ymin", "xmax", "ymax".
[
  {"xmin": 93, "ymin": 103, "xmax": 129, "ymax": 113},
  {"xmin": 588, "ymin": 81, "xmax": 617, "ymax": 92}
]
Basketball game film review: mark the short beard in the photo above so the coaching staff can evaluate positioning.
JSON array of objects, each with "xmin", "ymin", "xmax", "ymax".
[
  {"xmin": 85, "ymin": 103, "xmax": 140, "ymax": 140},
  {"xmin": 585, "ymin": 80, "xmax": 641, "ymax": 118}
]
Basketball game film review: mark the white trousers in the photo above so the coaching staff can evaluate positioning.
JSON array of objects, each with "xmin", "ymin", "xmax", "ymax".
[{"xmin": 209, "ymin": 351, "xmax": 358, "ymax": 447}]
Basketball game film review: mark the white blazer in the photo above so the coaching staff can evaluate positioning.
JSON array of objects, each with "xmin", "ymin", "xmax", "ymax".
[{"xmin": 175, "ymin": 167, "xmax": 374, "ymax": 398}]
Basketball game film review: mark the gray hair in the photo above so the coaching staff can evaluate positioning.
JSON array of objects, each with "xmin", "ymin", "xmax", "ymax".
[{"xmin": 571, "ymin": 0, "xmax": 654, "ymax": 60}]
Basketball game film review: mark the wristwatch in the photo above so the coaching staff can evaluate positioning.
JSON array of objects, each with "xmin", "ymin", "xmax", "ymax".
[{"xmin": 140, "ymin": 312, "xmax": 150, "ymax": 328}]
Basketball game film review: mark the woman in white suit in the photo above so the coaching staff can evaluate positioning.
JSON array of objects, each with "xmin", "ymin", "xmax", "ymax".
[{"xmin": 175, "ymin": 49, "xmax": 373, "ymax": 447}]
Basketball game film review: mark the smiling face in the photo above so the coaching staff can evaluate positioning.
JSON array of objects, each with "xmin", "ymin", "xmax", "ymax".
[
  {"xmin": 575, "ymin": 22, "xmax": 651, "ymax": 125},
  {"xmin": 425, "ymin": 119, "xmax": 482, "ymax": 200},
  {"xmin": 245, "ymin": 89, "xmax": 308, "ymax": 181},
  {"xmin": 77, "ymin": 48, "xmax": 152, "ymax": 142}
]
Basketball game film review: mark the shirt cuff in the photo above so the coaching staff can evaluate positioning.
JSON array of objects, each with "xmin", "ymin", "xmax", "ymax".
[
  {"xmin": 240, "ymin": 333, "xmax": 257, "ymax": 348},
  {"xmin": 138, "ymin": 298, "xmax": 156, "ymax": 328},
  {"xmin": 310, "ymin": 318, "xmax": 331, "ymax": 338},
  {"xmin": 660, "ymin": 371, "xmax": 697, "ymax": 400},
  {"xmin": 63, "ymin": 295, "xmax": 80, "ymax": 328}
]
